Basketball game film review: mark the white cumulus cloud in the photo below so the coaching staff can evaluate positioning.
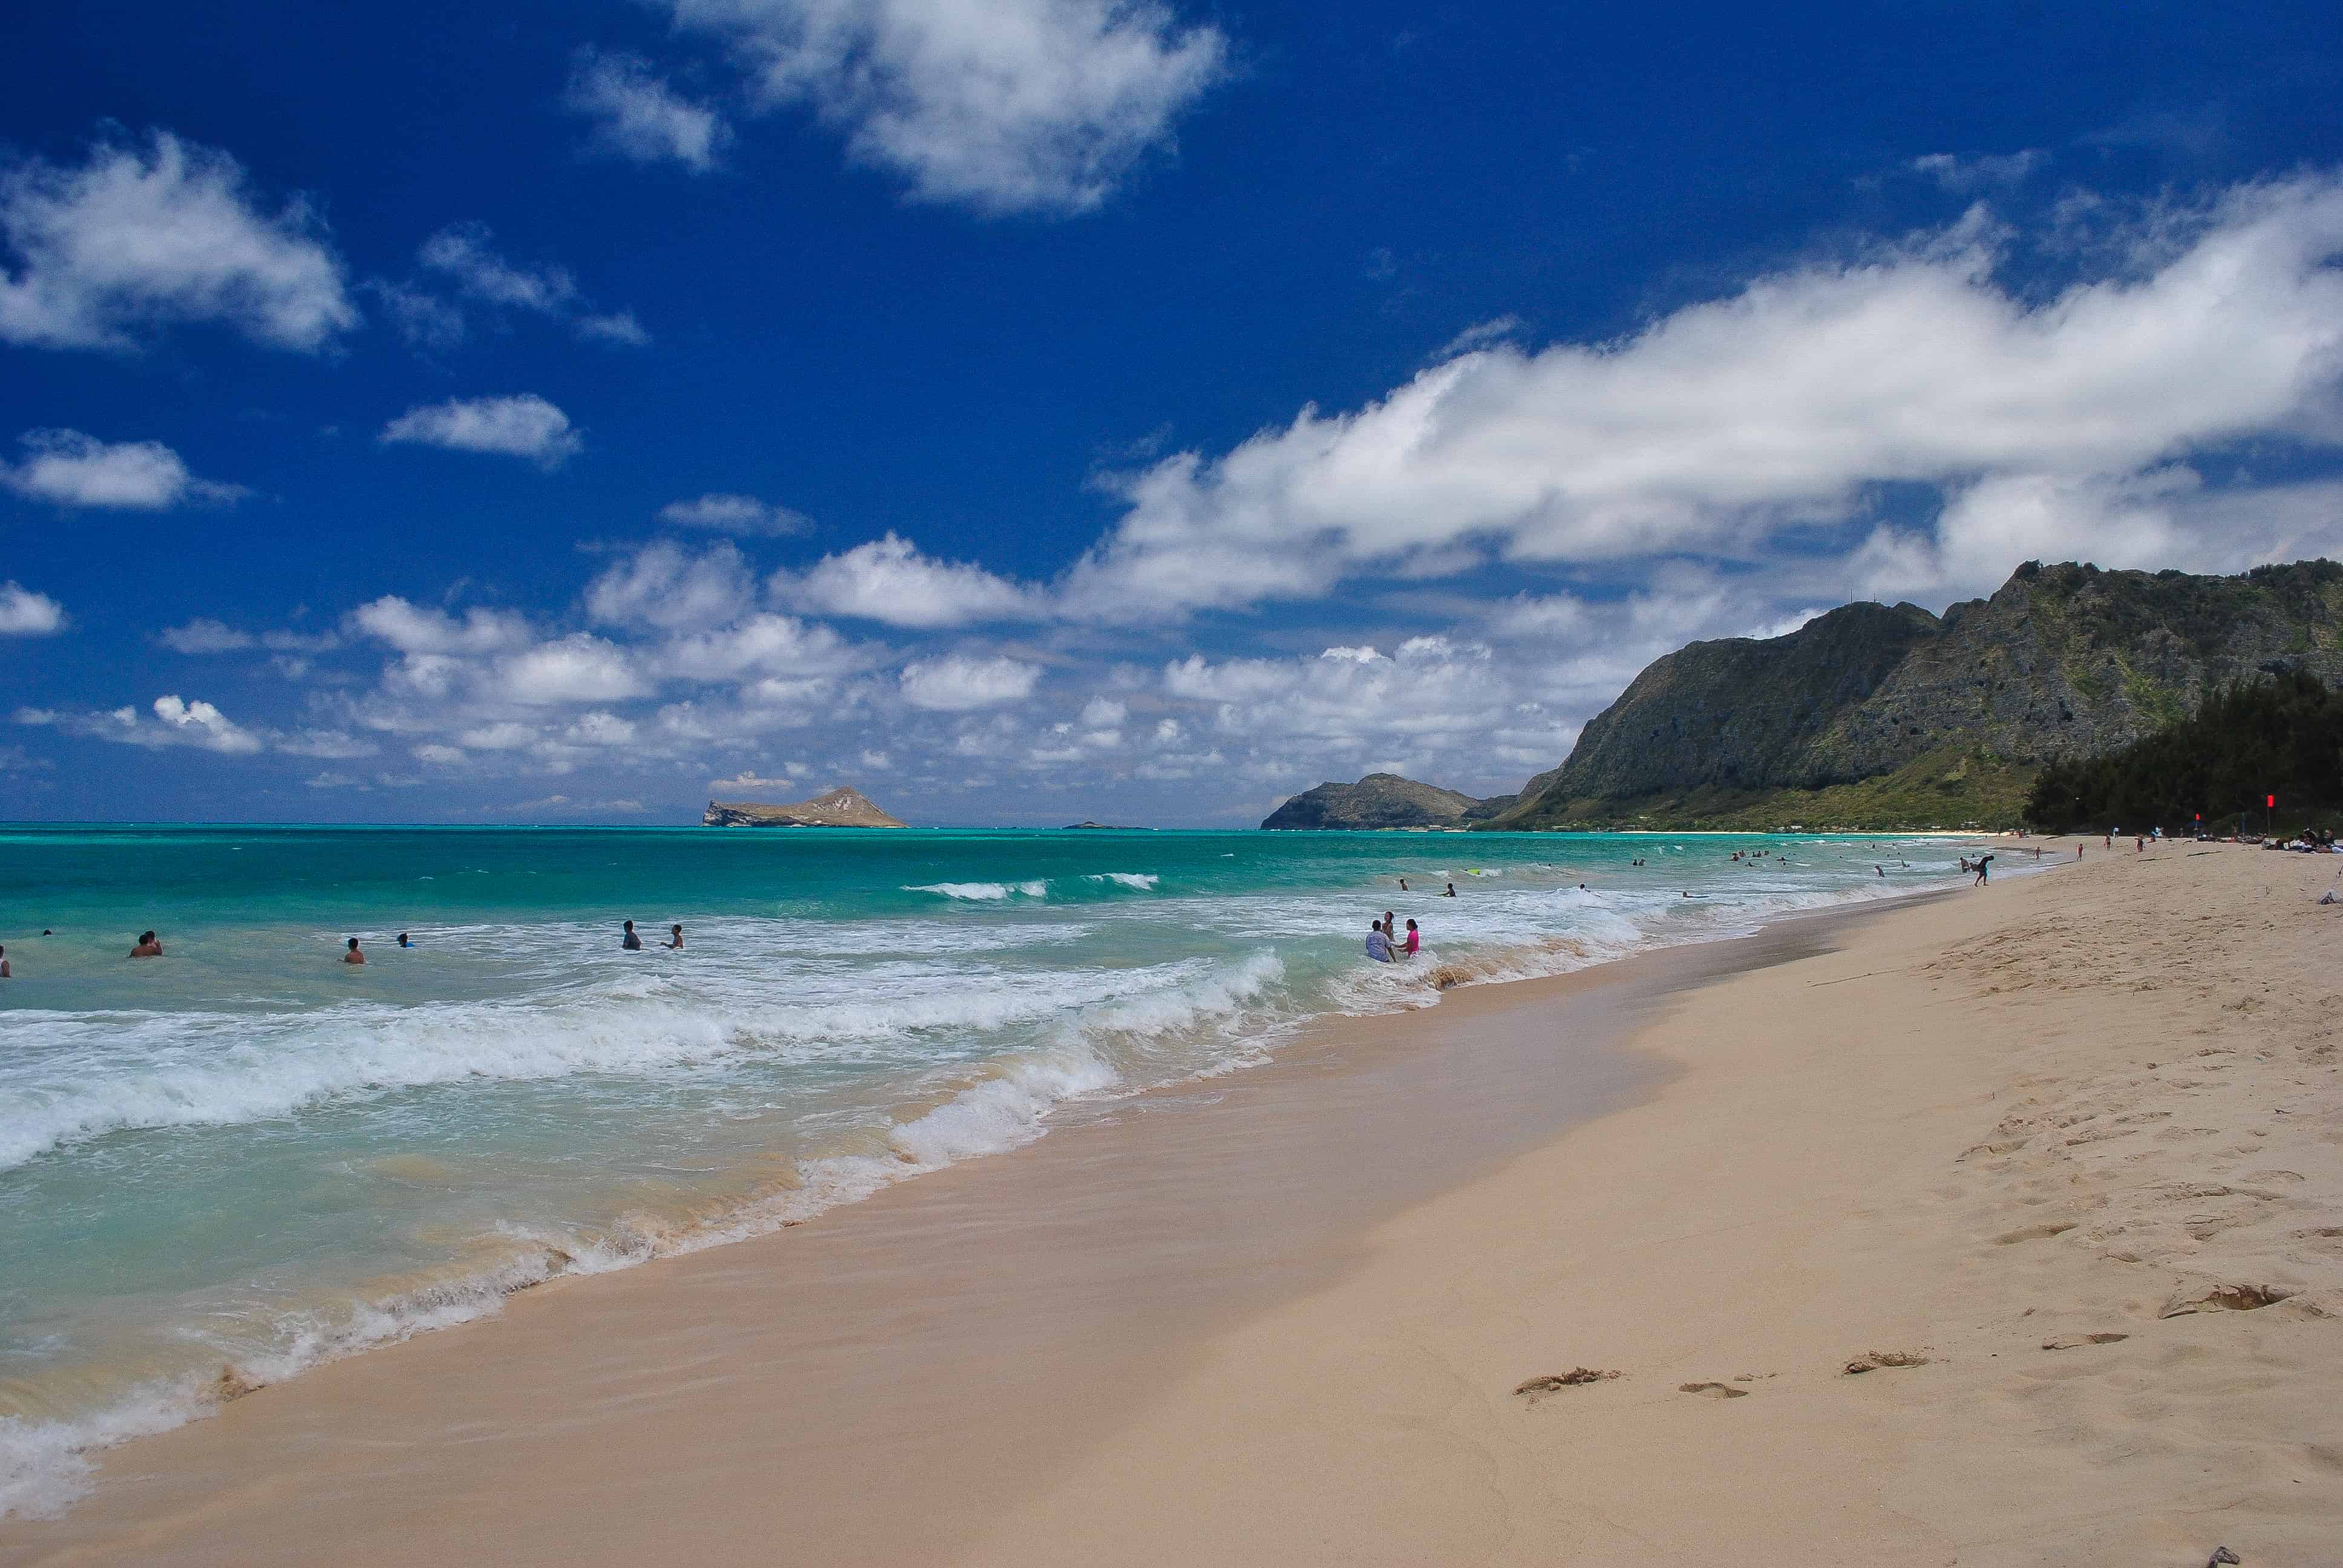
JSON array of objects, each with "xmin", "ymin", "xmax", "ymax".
[
  {"xmin": 667, "ymin": 0, "xmax": 1228, "ymax": 214},
  {"xmin": 347, "ymin": 596, "xmax": 534, "ymax": 655},
  {"xmin": 567, "ymin": 49, "xmax": 732, "ymax": 172},
  {"xmin": 659, "ymin": 492, "xmax": 813, "ymax": 535},
  {"xmin": 586, "ymin": 541, "xmax": 758, "ymax": 631},
  {"xmin": 899, "ymin": 652, "xmax": 1042, "ymax": 710},
  {"xmin": 775, "ymin": 532, "xmax": 1041, "ymax": 627},
  {"xmin": 2, "ymin": 428, "xmax": 246, "ymax": 509},
  {"xmin": 0, "ymin": 131, "xmax": 358, "ymax": 352},
  {"xmin": 414, "ymin": 224, "xmax": 647, "ymax": 347},
  {"xmin": 380, "ymin": 394, "xmax": 583, "ymax": 468},
  {"xmin": 0, "ymin": 582, "xmax": 66, "ymax": 636},
  {"xmin": 1061, "ymin": 174, "xmax": 2343, "ymax": 619},
  {"xmin": 24, "ymin": 694, "xmax": 266, "ymax": 753}
]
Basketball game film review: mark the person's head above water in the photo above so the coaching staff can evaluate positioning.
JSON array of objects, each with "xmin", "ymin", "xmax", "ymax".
[
  {"xmin": 347, "ymin": 937, "xmax": 359, "ymax": 951},
  {"xmin": 623, "ymin": 920, "xmax": 634, "ymax": 930}
]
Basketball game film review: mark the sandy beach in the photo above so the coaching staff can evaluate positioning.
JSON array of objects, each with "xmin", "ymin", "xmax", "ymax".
[{"xmin": 8, "ymin": 841, "xmax": 2339, "ymax": 1567}]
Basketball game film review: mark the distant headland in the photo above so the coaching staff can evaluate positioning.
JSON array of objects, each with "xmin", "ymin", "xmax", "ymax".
[{"xmin": 703, "ymin": 786, "xmax": 906, "ymax": 828}]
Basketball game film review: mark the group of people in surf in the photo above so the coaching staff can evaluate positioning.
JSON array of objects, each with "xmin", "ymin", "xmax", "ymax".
[{"xmin": 1365, "ymin": 910, "xmax": 1420, "ymax": 963}]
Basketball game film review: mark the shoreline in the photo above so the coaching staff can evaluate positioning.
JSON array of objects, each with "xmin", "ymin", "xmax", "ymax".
[
  {"xmin": 0, "ymin": 875, "xmax": 1955, "ymax": 1562},
  {"xmin": 1, "ymin": 851, "xmax": 1989, "ymax": 1528}
]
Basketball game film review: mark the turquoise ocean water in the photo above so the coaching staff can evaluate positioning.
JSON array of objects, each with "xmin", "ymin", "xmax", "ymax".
[{"xmin": 1, "ymin": 823, "xmax": 1990, "ymax": 1514}]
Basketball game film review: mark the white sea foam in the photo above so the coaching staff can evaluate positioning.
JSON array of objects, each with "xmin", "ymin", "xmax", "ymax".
[
  {"xmin": 904, "ymin": 880, "xmax": 1049, "ymax": 900},
  {"xmin": 0, "ymin": 958, "xmax": 1250, "ymax": 1170},
  {"xmin": 1084, "ymin": 872, "xmax": 1159, "ymax": 890}
]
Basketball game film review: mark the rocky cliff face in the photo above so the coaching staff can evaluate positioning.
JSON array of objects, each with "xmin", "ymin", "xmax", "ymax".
[
  {"xmin": 1492, "ymin": 560, "xmax": 2343, "ymax": 828},
  {"xmin": 1262, "ymin": 773, "xmax": 1509, "ymax": 830},
  {"xmin": 703, "ymin": 786, "xmax": 907, "ymax": 828}
]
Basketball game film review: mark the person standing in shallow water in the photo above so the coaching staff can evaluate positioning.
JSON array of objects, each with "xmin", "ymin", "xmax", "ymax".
[
  {"xmin": 621, "ymin": 920, "xmax": 643, "ymax": 951},
  {"xmin": 663, "ymin": 924, "xmax": 684, "ymax": 950},
  {"xmin": 1402, "ymin": 918, "xmax": 1420, "ymax": 958},
  {"xmin": 343, "ymin": 937, "xmax": 365, "ymax": 965},
  {"xmin": 1, "ymin": 945, "xmax": 10, "ymax": 978},
  {"xmin": 129, "ymin": 930, "xmax": 163, "ymax": 958}
]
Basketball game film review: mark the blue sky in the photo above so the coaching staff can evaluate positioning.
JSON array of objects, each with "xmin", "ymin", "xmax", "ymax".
[{"xmin": 4, "ymin": 2, "xmax": 2342, "ymax": 825}]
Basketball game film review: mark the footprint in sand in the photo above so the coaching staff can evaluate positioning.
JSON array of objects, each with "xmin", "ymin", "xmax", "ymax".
[
  {"xmin": 2040, "ymin": 1333, "xmax": 2129, "ymax": 1350},
  {"xmin": 1678, "ymin": 1382, "xmax": 1749, "ymax": 1399},
  {"xmin": 1843, "ymin": 1351, "xmax": 1931, "ymax": 1374},
  {"xmin": 1513, "ymin": 1368, "xmax": 1620, "ymax": 1404}
]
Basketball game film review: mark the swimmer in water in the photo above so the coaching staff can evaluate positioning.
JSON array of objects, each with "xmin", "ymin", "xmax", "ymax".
[
  {"xmin": 129, "ymin": 930, "xmax": 163, "ymax": 958},
  {"xmin": 343, "ymin": 937, "xmax": 365, "ymax": 965},
  {"xmin": 397, "ymin": 932, "xmax": 412, "ymax": 949},
  {"xmin": 1398, "ymin": 877, "xmax": 1408, "ymax": 891},
  {"xmin": 1, "ymin": 945, "xmax": 9, "ymax": 979},
  {"xmin": 1443, "ymin": 881, "xmax": 1457, "ymax": 897},
  {"xmin": 622, "ymin": 920, "xmax": 643, "ymax": 952},
  {"xmin": 664, "ymin": 924, "xmax": 684, "ymax": 950},
  {"xmin": 1402, "ymin": 918, "xmax": 1420, "ymax": 957}
]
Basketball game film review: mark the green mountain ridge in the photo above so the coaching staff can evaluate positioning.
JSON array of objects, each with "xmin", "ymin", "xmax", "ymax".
[{"xmin": 1484, "ymin": 560, "xmax": 2343, "ymax": 831}]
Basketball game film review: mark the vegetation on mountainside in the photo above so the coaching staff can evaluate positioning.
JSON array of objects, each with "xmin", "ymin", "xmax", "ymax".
[
  {"xmin": 1504, "ymin": 743, "xmax": 2033, "ymax": 832},
  {"xmin": 1482, "ymin": 559, "xmax": 2343, "ymax": 834},
  {"xmin": 2024, "ymin": 670, "xmax": 2343, "ymax": 835}
]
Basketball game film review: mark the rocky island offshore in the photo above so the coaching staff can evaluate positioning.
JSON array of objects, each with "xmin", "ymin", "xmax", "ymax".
[{"xmin": 702, "ymin": 786, "xmax": 907, "ymax": 828}]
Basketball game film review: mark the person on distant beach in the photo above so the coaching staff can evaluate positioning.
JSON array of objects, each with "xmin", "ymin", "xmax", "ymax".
[
  {"xmin": 621, "ymin": 920, "xmax": 642, "ymax": 952},
  {"xmin": 2135, "ymin": 837, "xmax": 2145, "ymax": 853},
  {"xmin": 129, "ymin": 930, "xmax": 162, "ymax": 958},
  {"xmin": 1402, "ymin": 918, "xmax": 1420, "ymax": 958},
  {"xmin": 1365, "ymin": 920, "xmax": 1395, "ymax": 963},
  {"xmin": 398, "ymin": 932, "xmax": 411, "ymax": 948},
  {"xmin": 663, "ymin": 924, "xmax": 684, "ymax": 950},
  {"xmin": 1443, "ymin": 882, "xmax": 1457, "ymax": 897},
  {"xmin": 343, "ymin": 937, "xmax": 365, "ymax": 965},
  {"xmin": 1973, "ymin": 854, "xmax": 1993, "ymax": 886}
]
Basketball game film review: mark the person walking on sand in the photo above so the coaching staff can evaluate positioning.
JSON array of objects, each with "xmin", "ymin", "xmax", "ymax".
[
  {"xmin": 343, "ymin": 937, "xmax": 365, "ymax": 965},
  {"xmin": 622, "ymin": 920, "xmax": 643, "ymax": 952},
  {"xmin": 1365, "ymin": 920, "xmax": 1395, "ymax": 964},
  {"xmin": 663, "ymin": 924, "xmax": 684, "ymax": 950},
  {"xmin": 1402, "ymin": 918, "xmax": 1420, "ymax": 958},
  {"xmin": 129, "ymin": 930, "xmax": 163, "ymax": 958},
  {"xmin": 1973, "ymin": 854, "xmax": 1993, "ymax": 887}
]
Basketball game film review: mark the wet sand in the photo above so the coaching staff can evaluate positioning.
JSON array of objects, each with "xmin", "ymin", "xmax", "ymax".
[{"xmin": 13, "ymin": 843, "xmax": 2340, "ymax": 1566}]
